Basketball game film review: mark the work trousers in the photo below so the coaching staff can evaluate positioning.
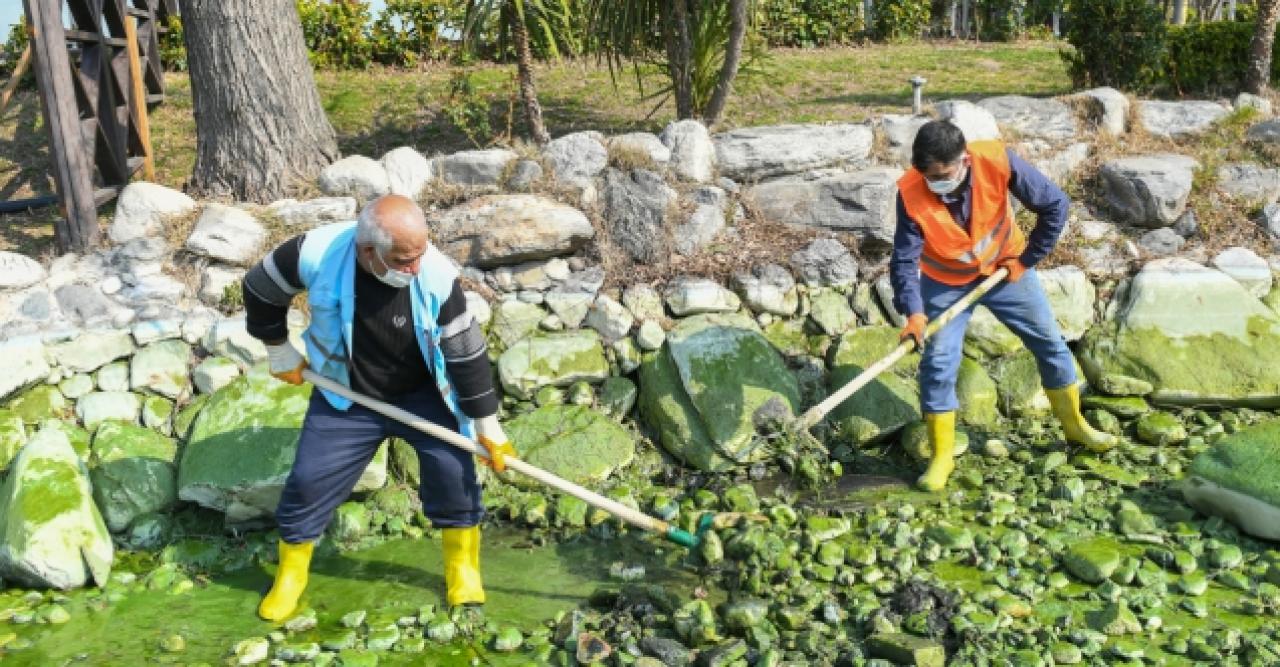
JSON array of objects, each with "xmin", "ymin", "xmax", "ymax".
[
  {"xmin": 276, "ymin": 386, "xmax": 483, "ymax": 543},
  {"xmin": 919, "ymin": 268, "xmax": 1076, "ymax": 414}
]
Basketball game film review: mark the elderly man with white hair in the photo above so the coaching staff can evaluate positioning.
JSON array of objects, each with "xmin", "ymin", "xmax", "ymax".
[{"xmin": 242, "ymin": 194, "xmax": 513, "ymax": 622}]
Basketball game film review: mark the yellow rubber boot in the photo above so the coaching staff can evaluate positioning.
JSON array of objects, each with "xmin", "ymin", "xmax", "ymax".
[
  {"xmin": 258, "ymin": 540, "xmax": 314, "ymax": 622},
  {"xmin": 443, "ymin": 526, "xmax": 485, "ymax": 607},
  {"xmin": 1046, "ymin": 384, "xmax": 1117, "ymax": 453},
  {"xmin": 916, "ymin": 411, "xmax": 957, "ymax": 492}
]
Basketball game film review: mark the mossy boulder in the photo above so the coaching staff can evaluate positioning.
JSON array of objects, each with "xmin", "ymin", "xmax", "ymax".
[
  {"xmin": 0, "ymin": 409, "xmax": 26, "ymax": 471},
  {"xmin": 901, "ymin": 421, "xmax": 970, "ymax": 461},
  {"xmin": 1134, "ymin": 411, "xmax": 1187, "ymax": 446},
  {"xmin": 129, "ymin": 340, "xmax": 192, "ymax": 400},
  {"xmin": 503, "ymin": 405, "xmax": 635, "ymax": 489},
  {"xmin": 827, "ymin": 326, "xmax": 920, "ymax": 446},
  {"xmin": 956, "ymin": 357, "xmax": 998, "ymax": 427},
  {"xmin": 0, "ymin": 426, "xmax": 113, "ymax": 589},
  {"xmin": 639, "ymin": 314, "xmax": 800, "ymax": 471},
  {"xmin": 1183, "ymin": 418, "xmax": 1280, "ymax": 540},
  {"xmin": 36, "ymin": 419, "xmax": 90, "ymax": 461},
  {"xmin": 497, "ymin": 330, "xmax": 609, "ymax": 400},
  {"xmin": 89, "ymin": 422, "xmax": 179, "ymax": 533},
  {"xmin": 75, "ymin": 391, "xmax": 142, "ymax": 432},
  {"xmin": 6, "ymin": 386, "xmax": 68, "ymax": 425},
  {"xmin": 177, "ymin": 369, "xmax": 311, "ymax": 524},
  {"xmin": 1080, "ymin": 258, "xmax": 1280, "ymax": 406},
  {"xmin": 991, "ymin": 350, "xmax": 1050, "ymax": 416}
]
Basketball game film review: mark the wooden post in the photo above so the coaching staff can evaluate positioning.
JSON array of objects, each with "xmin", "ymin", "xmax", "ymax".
[
  {"xmin": 124, "ymin": 17, "xmax": 155, "ymax": 181},
  {"xmin": 0, "ymin": 44, "xmax": 33, "ymax": 115},
  {"xmin": 23, "ymin": 0, "xmax": 100, "ymax": 252}
]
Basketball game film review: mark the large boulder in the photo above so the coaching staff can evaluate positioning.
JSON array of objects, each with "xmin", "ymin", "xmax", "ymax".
[
  {"xmin": 1217, "ymin": 162, "xmax": 1280, "ymax": 205},
  {"xmin": 381, "ymin": 146, "xmax": 434, "ymax": 198},
  {"xmin": 438, "ymin": 149, "xmax": 518, "ymax": 186},
  {"xmin": 749, "ymin": 168, "xmax": 902, "ymax": 249},
  {"xmin": 502, "ymin": 406, "xmax": 635, "ymax": 490},
  {"xmin": 267, "ymin": 197, "xmax": 358, "ymax": 227},
  {"xmin": 1079, "ymin": 258, "xmax": 1280, "ymax": 405},
  {"xmin": 89, "ymin": 422, "xmax": 178, "ymax": 533},
  {"xmin": 0, "ymin": 251, "xmax": 46, "ymax": 290},
  {"xmin": 0, "ymin": 336, "xmax": 51, "ymax": 403},
  {"xmin": 318, "ymin": 156, "xmax": 391, "ymax": 199},
  {"xmin": 109, "ymin": 182, "xmax": 197, "ymax": 245},
  {"xmin": 1212, "ymin": 246, "xmax": 1273, "ymax": 297},
  {"xmin": 1038, "ymin": 265, "xmax": 1096, "ymax": 341},
  {"xmin": 639, "ymin": 313, "xmax": 801, "ymax": 471},
  {"xmin": 0, "ymin": 410, "xmax": 25, "ymax": 471},
  {"xmin": 827, "ymin": 326, "xmax": 921, "ymax": 445},
  {"xmin": 184, "ymin": 204, "xmax": 267, "ymax": 266},
  {"xmin": 1098, "ymin": 155, "xmax": 1198, "ymax": 227},
  {"xmin": 49, "ymin": 330, "xmax": 135, "ymax": 374},
  {"xmin": 934, "ymin": 100, "xmax": 1000, "ymax": 141},
  {"xmin": 1073, "ymin": 87, "xmax": 1129, "ymax": 136},
  {"xmin": 1137, "ymin": 100, "xmax": 1229, "ymax": 139},
  {"xmin": 129, "ymin": 339, "xmax": 193, "ymax": 400},
  {"xmin": 1183, "ymin": 419, "xmax": 1280, "ymax": 541},
  {"xmin": 977, "ymin": 95, "xmax": 1078, "ymax": 142},
  {"xmin": 177, "ymin": 370, "xmax": 312, "ymax": 523},
  {"xmin": 544, "ymin": 131, "xmax": 609, "ymax": 182},
  {"xmin": 0, "ymin": 426, "xmax": 113, "ymax": 589},
  {"xmin": 432, "ymin": 195, "xmax": 594, "ymax": 268},
  {"xmin": 713, "ymin": 123, "xmax": 874, "ymax": 181},
  {"xmin": 660, "ymin": 120, "xmax": 716, "ymax": 182},
  {"xmin": 600, "ymin": 168, "xmax": 678, "ymax": 264},
  {"xmin": 497, "ymin": 330, "xmax": 610, "ymax": 400}
]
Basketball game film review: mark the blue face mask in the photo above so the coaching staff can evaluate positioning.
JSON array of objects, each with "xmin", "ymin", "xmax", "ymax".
[
  {"xmin": 375, "ymin": 249, "xmax": 414, "ymax": 289},
  {"xmin": 926, "ymin": 164, "xmax": 968, "ymax": 196}
]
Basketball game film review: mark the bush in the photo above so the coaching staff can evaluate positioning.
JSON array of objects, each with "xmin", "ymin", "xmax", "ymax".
[
  {"xmin": 873, "ymin": 0, "xmax": 931, "ymax": 41},
  {"xmin": 1, "ymin": 19, "xmax": 30, "ymax": 83},
  {"xmin": 370, "ymin": 0, "xmax": 460, "ymax": 66},
  {"xmin": 158, "ymin": 15, "xmax": 187, "ymax": 72},
  {"xmin": 758, "ymin": 0, "xmax": 865, "ymax": 47},
  {"xmin": 1164, "ymin": 21, "xmax": 1280, "ymax": 95},
  {"xmin": 976, "ymin": 0, "xmax": 1026, "ymax": 42},
  {"xmin": 298, "ymin": 0, "xmax": 374, "ymax": 69},
  {"xmin": 1061, "ymin": 0, "xmax": 1166, "ymax": 92}
]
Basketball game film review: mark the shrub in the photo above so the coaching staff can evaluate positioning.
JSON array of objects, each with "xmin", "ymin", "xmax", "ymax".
[
  {"xmin": 757, "ymin": 0, "xmax": 866, "ymax": 47},
  {"xmin": 298, "ymin": 0, "xmax": 374, "ymax": 69},
  {"xmin": 873, "ymin": 0, "xmax": 932, "ymax": 41},
  {"xmin": 976, "ymin": 0, "xmax": 1026, "ymax": 42},
  {"xmin": 158, "ymin": 15, "xmax": 187, "ymax": 72},
  {"xmin": 370, "ymin": 0, "xmax": 460, "ymax": 66},
  {"xmin": 1061, "ymin": 0, "xmax": 1166, "ymax": 92},
  {"xmin": 1, "ymin": 18, "xmax": 30, "ymax": 82},
  {"xmin": 1163, "ymin": 21, "xmax": 1280, "ymax": 95}
]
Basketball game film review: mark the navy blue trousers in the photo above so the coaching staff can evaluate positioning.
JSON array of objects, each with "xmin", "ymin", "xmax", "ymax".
[{"xmin": 276, "ymin": 387, "xmax": 483, "ymax": 543}]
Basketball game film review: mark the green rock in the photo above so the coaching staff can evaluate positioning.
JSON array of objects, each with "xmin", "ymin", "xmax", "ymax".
[
  {"xmin": 496, "ymin": 330, "xmax": 609, "ymax": 400},
  {"xmin": 924, "ymin": 524, "xmax": 974, "ymax": 550},
  {"xmin": 6, "ymin": 386, "xmax": 68, "ymax": 425},
  {"xmin": 1184, "ymin": 418, "xmax": 1280, "ymax": 540},
  {"xmin": 340, "ymin": 610, "xmax": 366, "ymax": 628},
  {"xmin": 1007, "ymin": 649, "xmax": 1045, "ymax": 667},
  {"xmin": 331, "ymin": 502, "xmax": 369, "ymax": 542},
  {"xmin": 1064, "ymin": 539, "xmax": 1122, "ymax": 583},
  {"xmin": 721, "ymin": 484, "xmax": 759, "ymax": 513},
  {"xmin": 502, "ymin": 405, "xmax": 635, "ymax": 489},
  {"xmin": 956, "ymin": 357, "xmax": 999, "ymax": 427},
  {"xmin": 192, "ymin": 356, "xmax": 241, "ymax": 395},
  {"xmin": 612, "ymin": 337, "xmax": 642, "ymax": 374},
  {"xmin": 89, "ymin": 422, "xmax": 178, "ymax": 533},
  {"xmin": 129, "ymin": 340, "xmax": 192, "ymax": 399},
  {"xmin": 172, "ymin": 395, "xmax": 209, "ymax": 441},
  {"xmin": 1081, "ymin": 394, "xmax": 1150, "ymax": 417},
  {"xmin": 566, "ymin": 380, "xmax": 595, "ymax": 406},
  {"xmin": 58, "ymin": 374, "xmax": 93, "ymax": 400},
  {"xmin": 808, "ymin": 288, "xmax": 857, "ymax": 336},
  {"xmin": 425, "ymin": 614, "xmax": 457, "ymax": 642},
  {"xmin": 488, "ymin": 300, "xmax": 546, "ymax": 350},
  {"xmin": 639, "ymin": 314, "xmax": 800, "ymax": 470},
  {"xmin": 141, "ymin": 396, "xmax": 173, "ymax": 436},
  {"xmin": 828, "ymin": 326, "xmax": 921, "ymax": 446},
  {"xmin": 36, "ymin": 419, "xmax": 89, "ymax": 461},
  {"xmin": 365, "ymin": 625, "xmax": 400, "ymax": 650},
  {"xmin": 176, "ymin": 370, "xmax": 311, "ymax": 524},
  {"xmin": 1085, "ymin": 408, "xmax": 1122, "ymax": 435},
  {"xmin": 901, "ymin": 420, "xmax": 970, "ymax": 461},
  {"xmin": 492, "ymin": 626, "xmax": 523, "ymax": 652},
  {"xmin": 1179, "ymin": 572, "xmax": 1209, "ymax": 595},
  {"xmin": 598, "ymin": 377, "xmax": 638, "ymax": 417},
  {"xmin": 1135, "ymin": 411, "xmax": 1187, "ymax": 446},
  {"xmin": 763, "ymin": 319, "xmax": 820, "ymax": 358},
  {"xmin": 991, "ymin": 350, "xmax": 1050, "ymax": 416},
  {"xmin": 1114, "ymin": 501, "xmax": 1158, "ymax": 540},
  {"xmin": 867, "ymin": 632, "xmax": 946, "ymax": 667},
  {"xmin": 805, "ymin": 516, "xmax": 851, "ymax": 542},
  {"xmin": 1036, "ymin": 450, "xmax": 1069, "ymax": 474},
  {"xmin": 388, "ymin": 438, "xmax": 420, "ymax": 488},
  {"xmin": 1087, "ymin": 601, "xmax": 1142, "ymax": 635},
  {"xmin": 353, "ymin": 441, "xmax": 388, "ymax": 493},
  {"xmin": 1051, "ymin": 642, "xmax": 1083, "ymax": 664},
  {"xmin": 0, "ymin": 426, "xmax": 112, "ymax": 589},
  {"xmin": 553, "ymin": 494, "xmax": 589, "ymax": 527},
  {"xmin": 964, "ymin": 306, "xmax": 1025, "ymax": 359},
  {"xmin": 534, "ymin": 385, "xmax": 564, "ymax": 406},
  {"xmin": 1210, "ymin": 543, "xmax": 1244, "ymax": 569},
  {"xmin": 0, "ymin": 409, "xmax": 26, "ymax": 471},
  {"xmin": 336, "ymin": 649, "xmax": 378, "ymax": 667}
]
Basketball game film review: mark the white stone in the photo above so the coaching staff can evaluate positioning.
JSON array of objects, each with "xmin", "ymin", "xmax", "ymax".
[
  {"xmin": 438, "ymin": 149, "xmax": 518, "ymax": 186},
  {"xmin": 199, "ymin": 265, "xmax": 246, "ymax": 307},
  {"xmin": 622, "ymin": 284, "xmax": 665, "ymax": 322},
  {"xmin": 977, "ymin": 95, "xmax": 1078, "ymax": 142},
  {"xmin": 713, "ymin": 123, "xmax": 875, "ymax": 180},
  {"xmin": 879, "ymin": 114, "xmax": 931, "ymax": 165},
  {"xmin": 1117, "ymin": 257, "xmax": 1275, "ymax": 339},
  {"xmin": 1235, "ymin": 92, "xmax": 1273, "ymax": 117},
  {"xmin": 1038, "ymin": 265, "xmax": 1096, "ymax": 341},
  {"xmin": 109, "ymin": 182, "xmax": 197, "ymax": 245},
  {"xmin": 464, "ymin": 291, "xmax": 492, "ymax": 326},
  {"xmin": 584, "ymin": 294, "xmax": 634, "ymax": 343},
  {"xmin": 1212, "ymin": 246, "xmax": 1273, "ymax": 298},
  {"xmin": 0, "ymin": 336, "xmax": 51, "ymax": 402},
  {"xmin": 267, "ymin": 197, "xmax": 358, "ymax": 227},
  {"xmin": 1138, "ymin": 100, "xmax": 1230, "ymax": 140},
  {"xmin": 202, "ymin": 318, "xmax": 268, "ymax": 367},
  {"xmin": 185, "ymin": 204, "xmax": 267, "ymax": 266},
  {"xmin": 543, "ymin": 289, "xmax": 595, "ymax": 329},
  {"xmin": 676, "ymin": 186, "xmax": 727, "ymax": 255},
  {"xmin": 318, "ymin": 155, "xmax": 391, "ymax": 199},
  {"xmin": 381, "ymin": 146, "xmax": 435, "ymax": 198},
  {"xmin": 1074, "ymin": 87, "xmax": 1129, "ymax": 136},
  {"xmin": 76, "ymin": 391, "xmax": 142, "ymax": 431},
  {"xmin": 544, "ymin": 131, "xmax": 609, "ymax": 182},
  {"xmin": 934, "ymin": 100, "xmax": 1000, "ymax": 141},
  {"xmin": 100, "ymin": 276, "xmax": 122, "ymax": 295},
  {"xmin": 131, "ymin": 319, "xmax": 183, "ymax": 346},
  {"xmin": 660, "ymin": 120, "xmax": 716, "ymax": 182},
  {"xmin": 193, "ymin": 356, "xmax": 242, "ymax": 395},
  {"xmin": 665, "ymin": 277, "xmax": 741, "ymax": 316},
  {"xmin": 636, "ymin": 320, "xmax": 666, "ymax": 351},
  {"xmin": 433, "ymin": 195, "xmax": 594, "ymax": 268},
  {"xmin": 544, "ymin": 258, "xmax": 571, "ymax": 281},
  {"xmin": 0, "ymin": 252, "xmax": 45, "ymax": 291},
  {"xmin": 49, "ymin": 330, "xmax": 135, "ymax": 374}
]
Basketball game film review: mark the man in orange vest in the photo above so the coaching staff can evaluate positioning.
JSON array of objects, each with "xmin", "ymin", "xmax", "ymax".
[{"xmin": 890, "ymin": 120, "xmax": 1115, "ymax": 492}]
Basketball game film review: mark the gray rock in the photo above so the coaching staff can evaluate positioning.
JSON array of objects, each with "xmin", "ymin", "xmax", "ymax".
[
  {"xmin": 381, "ymin": 146, "xmax": 434, "ymax": 198},
  {"xmin": 131, "ymin": 319, "xmax": 182, "ymax": 346},
  {"xmin": 675, "ymin": 186, "xmax": 727, "ymax": 255},
  {"xmin": 96, "ymin": 362, "xmax": 131, "ymax": 392},
  {"xmin": 790, "ymin": 238, "xmax": 858, "ymax": 288},
  {"xmin": 600, "ymin": 168, "xmax": 678, "ymax": 264},
  {"xmin": 1235, "ymin": 92, "xmax": 1273, "ymax": 116},
  {"xmin": 130, "ymin": 340, "xmax": 192, "ymax": 399},
  {"xmin": 713, "ymin": 123, "xmax": 874, "ymax": 180},
  {"xmin": 433, "ymin": 194, "xmax": 594, "ymax": 268},
  {"xmin": 750, "ymin": 167, "xmax": 902, "ymax": 248},
  {"xmin": 1138, "ymin": 227, "xmax": 1185, "ymax": 256},
  {"xmin": 879, "ymin": 114, "xmax": 930, "ymax": 165},
  {"xmin": 1099, "ymin": 155, "xmax": 1198, "ymax": 227},
  {"xmin": 1138, "ymin": 100, "xmax": 1230, "ymax": 139},
  {"xmin": 438, "ymin": 148, "xmax": 518, "ymax": 186},
  {"xmin": 665, "ymin": 277, "xmax": 741, "ymax": 316},
  {"xmin": 1031, "ymin": 142, "xmax": 1090, "ymax": 185},
  {"xmin": 1038, "ymin": 265, "xmax": 1096, "ymax": 341},
  {"xmin": 808, "ymin": 288, "xmax": 857, "ymax": 336},
  {"xmin": 76, "ymin": 391, "xmax": 142, "ymax": 431},
  {"xmin": 636, "ymin": 320, "xmax": 665, "ymax": 350},
  {"xmin": 875, "ymin": 274, "xmax": 907, "ymax": 327},
  {"xmin": 267, "ymin": 197, "xmax": 357, "ymax": 227},
  {"xmin": 193, "ymin": 356, "xmax": 242, "ymax": 394},
  {"xmin": 199, "ymin": 265, "xmax": 245, "ymax": 307},
  {"xmin": 89, "ymin": 421, "xmax": 178, "ymax": 533},
  {"xmin": 318, "ymin": 155, "xmax": 391, "ymax": 199},
  {"xmin": 18, "ymin": 289, "xmax": 53, "ymax": 321},
  {"xmin": 50, "ymin": 330, "xmax": 134, "ymax": 373},
  {"xmin": 505, "ymin": 159, "xmax": 543, "ymax": 191},
  {"xmin": 497, "ymin": 330, "xmax": 610, "ymax": 400},
  {"xmin": 201, "ymin": 318, "xmax": 268, "ymax": 367},
  {"xmin": 109, "ymin": 182, "xmax": 197, "ymax": 245},
  {"xmin": 185, "ymin": 204, "xmax": 266, "ymax": 266},
  {"xmin": 660, "ymin": 120, "xmax": 716, "ymax": 182},
  {"xmin": 978, "ymin": 95, "xmax": 1078, "ymax": 142},
  {"xmin": 489, "ymin": 300, "xmax": 545, "ymax": 348},
  {"xmin": 732, "ymin": 263, "xmax": 798, "ymax": 316},
  {"xmin": 1259, "ymin": 204, "xmax": 1280, "ymax": 246},
  {"xmin": 0, "ymin": 251, "xmax": 45, "ymax": 290},
  {"xmin": 55, "ymin": 283, "xmax": 115, "ymax": 325},
  {"xmin": 0, "ymin": 336, "xmax": 50, "ymax": 402},
  {"xmin": 934, "ymin": 100, "xmax": 1001, "ymax": 141},
  {"xmin": 584, "ymin": 294, "xmax": 635, "ymax": 343},
  {"xmin": 1247, "ymin": 118, "xmax": 1280, "ymax": 144},
  {"xmin": 1074, "ymin": 87, "xmax": 1129, "ymax": 136},
  {"xmin": 622, "ymin": 284, "xmax": 665, "ymax": 321},
  {"xmin": 1217, "ymin": 162, "xmax": 1280, "ymax": 204},
  {"xmin": 608, "ymin": 132, "xmax": 670, "ymax": 165},
  {"xmin": 544, "ymin": 131, "xmax": 608, "ymax": 182},
  {"xmin": 1212, "ymin": 246, "xmax": 1273, "ymax": 297},
  {"xmin": 543, "ymin": 288, "xmax": 595, "ymax": 330},
  {"xmin": 1172, "ymin": 210, "xmax": 1199, "ymax": 238}
]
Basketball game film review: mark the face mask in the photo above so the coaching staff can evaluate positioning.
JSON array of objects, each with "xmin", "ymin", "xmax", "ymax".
[
  {"xmin": 926, "ymin": 164, "xmax": 968, "ymax": 196},
  {"xmin": 374, "ymin": 249, "xmax": 414, "ymax": 289}
]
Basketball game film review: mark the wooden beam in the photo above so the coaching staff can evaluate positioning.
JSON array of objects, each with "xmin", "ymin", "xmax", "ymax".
[
  {"xmin": 23, "ymin": 0, "xmax": 100, "ymax": 252},
  {"xmin": 0, "ymin": 44, "xmax": 32, "ymax": 115}
]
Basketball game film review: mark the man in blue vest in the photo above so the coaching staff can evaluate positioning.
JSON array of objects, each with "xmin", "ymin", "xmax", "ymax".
[{"xmin": 242, "ymin": 194, "xmax": 514, "ymax": 622}]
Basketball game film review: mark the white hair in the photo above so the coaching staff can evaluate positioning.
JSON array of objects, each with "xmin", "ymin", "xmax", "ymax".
[{"xmin": 355, "ymin": 202, "xmax": 395, "ymax": 255}]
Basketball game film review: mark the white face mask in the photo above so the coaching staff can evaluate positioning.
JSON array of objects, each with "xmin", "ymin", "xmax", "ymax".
[
  {"xmin": 374, "ymin": 248, "xmax": 414, "ymax": 289},
  {"xmin": 926, "ymin": 164, "xmax": 968, "ymax": 196}
]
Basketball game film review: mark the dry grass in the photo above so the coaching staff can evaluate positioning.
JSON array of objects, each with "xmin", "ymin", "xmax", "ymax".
[{"xmin": 606, "ymin": 142, "xmax": 657, "ymax": 172}]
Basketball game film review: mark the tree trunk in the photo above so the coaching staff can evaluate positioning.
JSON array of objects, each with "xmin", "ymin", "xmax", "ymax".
[
  {"xmin": 1247, "ymin": 0, "xmax": 1280, "ymax": 94},
  {"xmin": 506, "ymin": 3, "xmax": 550, "ymax": 145},
  {"xmin": 179, "ymin": 0, "xmax": 338, "ymax": 202},
  {"xmin": 1227, "ymin": 0, "xmax": 1236, "ymax": 21},
  {"xmin": 665, "ymin": 0, "xmax": 694, "ymax": 119},
  {"xmin": 701, "ymin": 0, "xmax": 747, "ymax": 126},
  {"xmin": 1173, "ymin": 0, "xmax": 1187, "ymax": 25}
]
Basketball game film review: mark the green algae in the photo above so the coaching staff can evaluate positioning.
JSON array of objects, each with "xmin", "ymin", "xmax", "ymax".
[
  {"xmin": 5, "ymin": 386, "xmax": 68, "ymax": 425},
  {"xmin": 1188, "ymin": 418, "xmax": 1280, "ymax": 507},
  {"xmin": 828, "ymin": 326, "xmax": 921, "ymax": 445},
  {"xmin": 496, "ymin": 330, "xmax": 609, "ymax": 400},
  {"xmin": 502, "ymin": 405, "xmax": 636, "ymax": 490}
]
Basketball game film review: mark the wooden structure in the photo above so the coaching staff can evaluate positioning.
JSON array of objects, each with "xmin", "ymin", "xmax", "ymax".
[{"xmin": 18, "ymin": 0, "xmax": 175, "ymax": 251}]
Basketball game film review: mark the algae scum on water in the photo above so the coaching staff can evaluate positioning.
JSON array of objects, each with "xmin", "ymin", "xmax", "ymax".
[{"xmin": 2, "ymin": 403, "xmax": 1280, "ymax": 665}]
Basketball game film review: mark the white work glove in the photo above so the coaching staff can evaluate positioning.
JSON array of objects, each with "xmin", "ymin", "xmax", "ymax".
[
  {"xmin": 266, "ymin": 341, "xmax": 306, "ymax": 385},
  {"xmin": 474, "ymin": 414, "xmax": 516, "ymax": 473}
]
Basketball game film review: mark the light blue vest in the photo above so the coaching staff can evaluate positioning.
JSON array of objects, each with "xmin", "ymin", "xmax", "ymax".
[{"xmin": 296, "ymin": 222, "xmax": 475, "ymax": 438}]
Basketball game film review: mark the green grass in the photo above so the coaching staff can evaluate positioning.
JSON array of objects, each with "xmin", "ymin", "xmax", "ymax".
[{"xmin": 0, "ymin": 40, "xmax": 1074, "ymax": 256}]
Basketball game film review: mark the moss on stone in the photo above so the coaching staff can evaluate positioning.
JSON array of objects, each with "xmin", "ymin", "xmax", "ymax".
[
  {"xmin": 638, "ymin": 348, "xmax": 733, "ymax": 472},
  {"xmin": 0, "ymin": 409, "xmax": 26, "ymax": 471},
  {"xmin": 503, "ymin": 405, "xmax": 636, "ymax": 490},
  {"xmin": 6, "ymin": 386, "xmax": 68, "ymax": 425},
  {"xmin": 90, "ymin": 422, "xmax": 179, "ymax": 533},
  {"xmin": 172, "ymin": 394, "xmax": 209, "ymax": 442},
  {"xmin": 828, "ymin": 327, "xmax": 920, "ymax": 445},
  {"xmin": 37, "ymin": 419, "xmax": 90, "ymax": 461},
  {"xmin": 497, "ymin": 331, "xmax": 609, "ymax": 400},
  {"xmin": 1188, "ymin": 418, "xmax": 1280, "ymax": 508},
  {"xmin": 956, "ymin": 357, "xmax": 998, "ymax": 427}
]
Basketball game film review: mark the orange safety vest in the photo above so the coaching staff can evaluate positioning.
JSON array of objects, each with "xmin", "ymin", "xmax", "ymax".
[{"xmin": 897, "ymin": 140, "xmax": 1026, "ymax": 286}]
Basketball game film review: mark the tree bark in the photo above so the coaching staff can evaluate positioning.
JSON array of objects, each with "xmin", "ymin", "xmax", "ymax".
[
  {"xmin": 1247, "ymin": 0, "xmax": 1280, "ymax": 94},
  {"xmin": 179, "ymin": 0, "xmax": 338, "ymax": 202},
  {"xmin": 701, "ymin": 0, "xmax": 747, "ymax": 127},
  {"xmin": 665, "ymin": 0, "xmax": 695, "ymax": 119},
  {"xmin": 505, "ymin": 2, "xmax": 550, "ymax": 145}
]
